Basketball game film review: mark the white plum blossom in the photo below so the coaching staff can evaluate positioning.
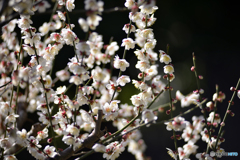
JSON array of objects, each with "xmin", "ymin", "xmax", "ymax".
[
  {"xmin": 16, "ymin": 129, "xmax": 28, "ymax": 146},
  {"xmin": 139, "ymin": 2, "xmax": 158, "ymax": 15},
  {"xmin": 196, "ymin": 153, "xmax": 213, "ymax": 160},
  {"xmin": 17, "ymin": 15, "xmax": 33, "ymax": 29},
  {"xmin": 163, "ymin": 64, "xmax": 174, "ymax": 74},
  {"xmin": 61, "ymin": 28, "xmax": 78, "ymax": 46},
  {"xmin": 122, "ymin": 24, "xmax": 136, "ymax": 34},
  {"xmin": 183, "ymin": 141, "xmax": 198, "ymax": 156},
  {"xmin": 113, "ymin": 55, "xmax": 129, "ymax": 71},
  {"xmin": 62, "ymin": 135, "xmax": 75, "ymax": 145},
  {"xmin": 36, "ymin": 128, "xmax": 48, "ymax": 141},
  {"xmin": 165, "ymin": 116, "xmax": 187, "ymax": 131},
  {"xmin": 238, "ymin": 90, "xmax": 240, "ymax": 99},
  {"xmin": 57, "ymin": 11, "xmax": 66, "ymax": 21},
  {"xmin": 78, "ymin": 18, "xmax": 89, "ymax": 32},
  {"xmin": 56, "ymin": 70, "xmax": 70, "ymax": 81},
  {"xmin": 103, "ymin": 141, "xmax": 125, "ymax": 160},
  {"xmin": 92, "ymin": 143, "xmax": 106, "ymax": 153},
  {"xmin": 3, "ymin": 155, "xmax": 17, "ymax": 160},
  {"xmin": 102, "ymin": 100, "xmax": 120, "ymax": 121},
  {"xmin": 23, "ymin": 45, "xmax": 35, "ymax": 56},
  {"xmin": 135, "ymin": 60, "xmax": 150, "ymax": 72},
  {"xmin": 35, "ymin": 1, "xmax": 51, "ymax": 13},
  {"xmin": 136, "ymin": 28, "xmax": 154, "ymax": 39},
  {"xmin": 121, "ymin": 38, "xmax": 135, "ymax": 50},
  {"xmin": 144, "ymin": 39, "xmax": 156, "ymax": 50},
  {"xmin": 207, "ymin": 112, "xmax": 221, "ymax": 124},
  {"xmin": 43, "ymin": 145, "xmax": 58, "ymax": 158},
  {"xmin": 91, "ymin": 66, "xmax": 110, "ymax": 82},
  {"xmin": 160, "ymin": 53, "xmax": 172, "ymax": 64},
  {"xmin": 66, "ymin": 124, "xmax": 80, "ymax": 136},
  {"xmin": 141, "ymin": 109, "xmax": 157, "ymax": 126},
  {"xmin": 39, "ymin": 22, "xmax": 50, "ymax": 36},
  {"xmin": 212, "ymin": 91, "xmax": 226, "ymax": 102},
  {"xmin": 5, "ymin": 114, "xmax": 19, "ymax": 124},
  {"xmin": 106, "ymin": 42, "xmax": 119, "ymax": 55},
  {"xmin": 124, "ymin": 0, "xmax": 135, "ymax": 9},
  {"xmin": 176, "ymin": 90, "xmax": 200, "ymax": 107},
  {"xmin": 56, "ymin": 86, "xmax": 66, "ymax": 94},
  {"xmin": 117, "ymin": 75, "xmax": 130, "ymax": 86},
  {"xmin": 66, "ymin": 0, "xmax": 75, "ymax": 12},
  {"xmin": 87, "ymin": 14, "xmax": 102, "ymax": 29}
]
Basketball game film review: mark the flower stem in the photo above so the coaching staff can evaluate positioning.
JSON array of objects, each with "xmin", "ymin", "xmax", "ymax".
[
  {"xmin": 167, "ymin": 75, "xmax": 179, "ymax": 160},
  {"xmin": 192, "ymin": 53, "xmax": 212, "ymax": 146},
  {"xmin": 206, "ymin": 84, "xmax": 219, "ymax": 154},
  {"xmin": 29, "ymin": 29, "xmax": 57, "ymax": 150},
  {"xmin": 213, "ymin": 78, "xmax": 240, "ymax": 153}
]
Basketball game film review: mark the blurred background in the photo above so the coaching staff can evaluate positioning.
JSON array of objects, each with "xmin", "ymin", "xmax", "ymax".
[{"xmin": 15, "ymin": 0, "xmax": 240, "ymax": 159}]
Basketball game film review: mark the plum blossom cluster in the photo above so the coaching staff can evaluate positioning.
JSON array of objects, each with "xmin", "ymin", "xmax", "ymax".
[{"xmin": 0, "ymin": 0, "xmax": 239, "ymax": 160}]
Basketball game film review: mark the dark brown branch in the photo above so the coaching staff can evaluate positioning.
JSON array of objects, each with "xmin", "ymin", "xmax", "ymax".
[
  {"xmin": 0, "ymin": 0, "xmax": 9, "ymax": 17},
  {"xmin": 46, "ymin": 109, "xmax": 104, "ymax": 160},
  {"xmin": 0, "ymin": 80, "xmax": 11, "ymax": 89}
]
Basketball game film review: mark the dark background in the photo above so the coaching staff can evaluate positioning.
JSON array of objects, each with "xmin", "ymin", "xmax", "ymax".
[{"xmin": 16, "ymin": 0, "xmax": 240, "ymax": 159}]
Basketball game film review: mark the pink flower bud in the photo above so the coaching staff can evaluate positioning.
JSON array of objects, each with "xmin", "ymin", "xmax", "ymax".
[{"xmin": 191, "ymin": 66, "xmax": 195, "ymax": 71}]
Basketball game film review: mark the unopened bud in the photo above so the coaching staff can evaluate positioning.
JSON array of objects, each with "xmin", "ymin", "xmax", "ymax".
[
  {"xmin": 158, "ymin": 107, "xmax": 164, "ymax": 112},
  {"xmin": 47, "ymin": 138, "xmax": 52, "ymax": 144},
  {"xmin": 198, "ymin": 75, "xmax": 203, "ymax": 79},
  {"xmin": 117, "ymin": 87, "xmax": 122, "ymax": 92},
  {"xmin": 191, "ymin": 66, "xmax": 195, "ymax": 72},
  {"xmin": 166, "ymin": 109, "xmax": 171, "ymax": 115}
]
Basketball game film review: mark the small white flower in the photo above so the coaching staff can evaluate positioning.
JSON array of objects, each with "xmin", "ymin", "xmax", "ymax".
[
  {"xmin": 113, "ymin": 55, "xmax": 129, "ymax": 71},
  {"xmin": 117, "ymin": 75, "xmax": 130, "ymax": 86},
  {"xmin": 57, "ymin": 11, "xmax": 66, "ymax": 21},
  {"xmin": 142, "ymin": 109, "xmax": 157, "ymax": 127},
  {"xmin": 5, "ymin": 114, "xmax": 19, "ymax": 124},
  {"xmin": 136, "ymin": 28, "xmax": 154, "ymax": 39},
  {"xmin": 56, "ymin": 70, "xmax": 70, "ymax": 81},
  {"xmin": 238, "ymin": 90, "xmax": 240, "ymax": 99},
  {"xmin": 160, "ymin": 54, "xmax": 172, "ymax": 64},
  {"xmin": 3, "ymin": 155, "xmax": 17, "ymax": 160},
  {"xmin": 56, "ymin": 86, "xmax": 66, "ymax": 94},
  {"xmin": 163, "ymin": 64, "xmax": 174, "ymax": 74},
  {"xmin": 87, "ymin": 14, "xmax": 102, "ymax": 29},
  {"xmin": 36, "ymin": 128, "xmax": 48, "ymax": 141},
  {"xmin": 122, "ymin": 24, "xmax": 136, "ymax": 34},
  {"xmin": 92, "ymin": 143, "xmax": 106, "ymax": 153},
  {"xmin": 124, "ymin": 0, "xmax": 135, "ymax": 9},
  {"xmin": 44, "ymin": 145, "xmax": 58, "ymax": 158},
  {"xmin": 78, "ymin": 18, "xmax": 89, "ymax": 32},
  {"xmin": 106, "ymin": 42, "xmax": 119, "ymax": 55},
  {"xmin": 121, "ymin": 38, "xmax": 135, "ymax": 50},
  {"xmin": 23, "ymin": 45, "xmax": 35, "ymax": 56},
  {"xmin": 102, "ymin": 100, "xmax": 120, "ymax": 121},
  {"xmin": 103, "ymin": 141, "xmax": 125, "ymax": 160},
  {"xmin": 165, "ymin": 117, "xmax": 187, "ymax": 131},
  {"xmin": 17, "ymin": 15, "xmax": 33, "ymax": 29},
  {"xmin": 39, "ymin": 22, "xmax": 50, "ymax": 36},
  {"xmin": 144, "ymin": 39, "xmax": 156, "ymax": 50},
  {"xmin": 61, "ymin": 28, "xmax": 78, "ymax": 46},
  {"xmin": 16, "ymin": 129, "xmax": 28, "ymax": 146},
  {"xmin": 183, "ymin": 141, "xmax": 198, "ymax": 155},
  {"xmin": 66, "ymin": 124, "xmax": 80, "ymax": 137},
  {"xmin": 66, "ymin": 0, "xmax": 75, "ymax": 12},
  {"xmin": 62, "ymin": 135, "xmax": 75, "ymax": 145},
  {"xmin": 196, "ymin": 153, "xmax": 213, "ymax": 160}
]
